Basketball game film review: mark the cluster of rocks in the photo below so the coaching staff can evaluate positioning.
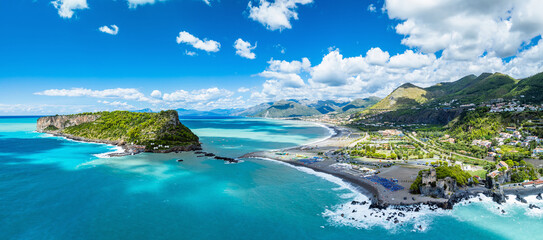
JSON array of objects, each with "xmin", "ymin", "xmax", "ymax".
[
  {"xmin": 343, "ymin": 200, "xmax": 441, "ymax": 226},
  {"xmin": 194, "ymin": 151, "xmax": 239, "ymax": 163}
]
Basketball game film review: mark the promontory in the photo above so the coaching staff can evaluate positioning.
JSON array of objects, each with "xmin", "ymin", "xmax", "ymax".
[{"xmin": 37, "ymin": 110, "xmax": 201, "ymax": 153}]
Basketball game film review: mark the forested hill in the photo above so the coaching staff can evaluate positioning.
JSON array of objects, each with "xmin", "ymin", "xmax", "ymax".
[
  {"xmin": 365, "ymin": 71, "xmax": 543, "ymax": 113},
  {"xmin": 36, "ymin": 110, "xmax": 201, "ymax": 153},
  {"xmin": 355, "ymin": 71, "xmax": 543, "ymax": 124}
]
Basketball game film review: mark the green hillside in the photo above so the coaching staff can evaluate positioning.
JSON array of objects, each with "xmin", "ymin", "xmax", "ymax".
[
  {"xmin": 369, "ymin": 83, "xmax": 429, "ymax": 110},
  {"xmin": 308, "ymin": 100, "xmax": 345, "ymax": 114},
  {"xmin": 253, "ymin": 100, "xmax": 321, "ymax": 118},
  {"xmin": 506, "ymin": 72, "xmax": 543, "ymax": 102},
  {"xmin": 339, "ymin": 97, "xmax": 380, "ymax": 113},
  {"xmin": 433, "ymin": 73, "xmax": 517, "ymax": 104},
  {"xmin": 355, "ymin": 71, "xmax": 543, "ymax": 125},
  {"xmin": 426, "ymin": 73, "xmax": 492, "ymax": 96},
  {"xmin": 367, "ymin": 71, "xmax": 540, "ymax": 113}
]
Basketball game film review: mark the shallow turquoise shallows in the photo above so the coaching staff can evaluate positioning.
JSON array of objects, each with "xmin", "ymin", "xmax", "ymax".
[{"xmin": 1, "ymin": 117, "xmax": 542, "ymax": 240}]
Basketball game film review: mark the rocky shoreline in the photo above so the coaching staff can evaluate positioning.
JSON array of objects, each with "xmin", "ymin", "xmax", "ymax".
[
  {"xmin": 45, "ymin": 131, "xmax": 202, "ymax": 157},
  {"xmin": 245, "ymin": 150, "xmax": 543, "ymax": 210},
  {"xmin": 243, "ymin": 152, "xmax": 453, "ymax": 209},
  {"xmin": 36, "ymin": 111, "xmax": 202, "ymax": 156}
]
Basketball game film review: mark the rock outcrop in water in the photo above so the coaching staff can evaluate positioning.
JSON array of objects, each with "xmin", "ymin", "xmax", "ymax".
[
  {"xmin": 419, "ymin": 168, "xmax": 458, "ymax": 199},
  {"xmin": 37, "ymin": 110, "xmax": 201, "ymax": 154}
]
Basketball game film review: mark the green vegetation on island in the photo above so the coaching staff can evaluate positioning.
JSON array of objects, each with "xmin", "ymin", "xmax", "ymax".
[{"xmin": 38, "ymin": 110, "xmax": 200, "ymax": 152}]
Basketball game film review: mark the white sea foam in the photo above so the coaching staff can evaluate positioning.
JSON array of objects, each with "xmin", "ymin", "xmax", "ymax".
[
  {"xmin": 40, "ymin": 132, "xmax": 126, "ymax": 159},
  {"xmin": 93, "ymin": 146, "xmax": 125, "ymax": 158},
  {"xmin": 253, "ymin": 157, "xmax": 448, "ymax": 232},
  {"xmin": 453, "ymin": 193, "xmax": 543, "ymax": 219},
  {"xmin": 322, "ymin": 194, "xmax": 450, "ymax": 232}
]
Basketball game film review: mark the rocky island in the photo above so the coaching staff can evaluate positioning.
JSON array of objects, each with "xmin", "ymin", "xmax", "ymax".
[{"xmin": 37, "ymin": 110, "xmax": 201, "ymax": 154}]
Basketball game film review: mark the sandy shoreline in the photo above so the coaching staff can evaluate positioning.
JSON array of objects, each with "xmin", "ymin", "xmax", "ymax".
[
  {"xmin": 240, "ymin": 123, "xmax": 452, "ymax": 209},
  {"xmin": 242, "ymin": 120, "xmax": 543, "ymax": 209}
]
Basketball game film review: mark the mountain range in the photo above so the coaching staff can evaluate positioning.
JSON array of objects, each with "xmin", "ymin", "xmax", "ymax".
[
  {"xmin": 357, "ymin": 71, "xmax": 543, "ymax": 124},
  {"xmin": 132, "ymin": 98, "xmax": 381, "ymax": 118},
  {"xmin": 234, "ymin": 98, "xmax": 380, "ymax": 118},
  {"xmin": 366, "ymin": 71, "xmax": 543, "ymax": 113}
]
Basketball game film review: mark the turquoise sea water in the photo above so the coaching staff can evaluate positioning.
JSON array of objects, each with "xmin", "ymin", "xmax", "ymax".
[{"xmin": 1, "ymin": 117, "xmax": 542, "ymax": 240}]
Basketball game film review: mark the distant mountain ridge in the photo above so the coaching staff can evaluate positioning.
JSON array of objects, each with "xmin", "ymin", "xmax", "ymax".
[
  {"xmin": 247, "ymin": 98, "xmax": 380, "ymax": 118},
  {"xmin": 132, "ymin": 71, "xmax": 543, "ymax": 120}
]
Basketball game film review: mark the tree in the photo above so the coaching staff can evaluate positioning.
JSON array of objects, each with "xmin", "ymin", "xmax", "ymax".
[{"xmin": 505, "ymin": 160, "xmax": 514, "ymax": 168}]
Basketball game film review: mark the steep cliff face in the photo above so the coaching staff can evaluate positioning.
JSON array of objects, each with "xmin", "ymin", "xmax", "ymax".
[
  {"xmin": 486, "ymin": 170, "xmax": 512, "ymax": 189},
  {"xmin": 37, "ymin": 115, "xmax": 101, "ymax": 132}
]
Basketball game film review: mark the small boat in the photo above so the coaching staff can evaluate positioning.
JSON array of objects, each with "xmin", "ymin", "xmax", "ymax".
[{"xmin": 176, "ymin": 159, "xmax": 184, "ymax": 162}]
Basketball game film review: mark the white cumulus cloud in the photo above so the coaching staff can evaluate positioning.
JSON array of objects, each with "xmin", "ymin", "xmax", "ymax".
[
  {"xmin": 267, "ymin": 57, "xmax": 310, "ymax": 73},
  {"xmin": 234, "ymin": 38, "xmax": 257, "ymax": 59},
  {"xmin": 162, "ymin": 87, "xmax": 233, "ymax": 103},
  {"xmin": 310, "ymin": 50, "xmax": 367, "ymax": 86},
  {"xmin": 98, "ymin": 100, "xmax": 135, "ymax": 110},
  {"xmin": 51, "ymin": 0, "xmax": 88, "ymax": 18},
  {"xmin": 365, "ymin": 47, "xmax": 390, "ymax": 66},
  {"xmin": 176, "ymin": 31, "xmax": 220, "ymax": 52},
  {"xmin": 185, "ymin": 50, "xmax": 197, "ymax": 56},
  {"xmin": 251, "ymin": 41, "xmax": 543, "ymax": 104},
  {"xmin": 126, "ymin": 0, "xmax": 212, "ymax": 8},
  {"xmin": 237, "ymin": 87, "xmax": 250, "ymax": 93},
  {"xmin": 385, "ymin": 0, "xmax": 543, "ymax": 59},
  {"xmin": 367, "ymin": 4, "xmax": 376, "ymax": 12},
  {"xmin": 34, "ymin": 88, "xmax": 154, "ymax": 102},
  {"xmin": 99, "ymin": 25, "xmax": 119, "ymax": 35},
  {"xmin": 248, "ymin": 0, "xmax": 313, "ymax": 31},
  {"xmin": 388, "ymin": 50, "xmax": 436, "ymax": 69},
  {"xmin": 150, "ymin": 90, "xmax": 162, "ymax": 98}
]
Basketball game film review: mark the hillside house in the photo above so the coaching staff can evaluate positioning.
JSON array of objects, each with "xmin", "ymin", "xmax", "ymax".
[
  {"xmin": 506, "ymin": 127, "xmax": 516, "ymax": 132},
  {"xmin": 533, "ymin": 148, "xmax": 543, "ymax": 156},
  {"xmin": 472, "ymin": 139, "xmax": 492, "ymax": 148}
]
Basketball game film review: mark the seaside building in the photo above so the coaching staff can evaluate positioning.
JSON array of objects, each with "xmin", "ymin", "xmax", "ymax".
[
  {"xmin": 506, "ymin": 127, "xmax": 516, "ymax": 132},
  {"xmin": 378, "ymin": 129, "xmax": 403, "ymax": 137},
  {"xmin": 533, "ymin": 148, "xmax": 543, "ymax": 156},
  {"xmin": 440, "ymin": 138, "xmax": 456, "ymax": 144},
  {"xmin": 498, "ymin": 161, "xmax": 509, "ymax": 170},
  {"xmin": 472, "ymin": 139, "xmax": 492, "ymax": 148},
  {"xmin": 522, "ymin": 180, "xmax": 543, "ymax": 187},
  {"xmin": 526, "ymin": 136, "xmax": 540, "ymax": 142}
]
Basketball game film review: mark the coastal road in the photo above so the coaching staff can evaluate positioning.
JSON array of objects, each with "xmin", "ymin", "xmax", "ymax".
[{"xmin": 347, "ymin": 132, "xmax": 369, "ymax": 148}]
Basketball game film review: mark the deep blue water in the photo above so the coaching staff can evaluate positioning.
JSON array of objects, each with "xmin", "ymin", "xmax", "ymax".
[{"xmin": 1, "ymin": 117, "xmax": 542, "ymax": 240}]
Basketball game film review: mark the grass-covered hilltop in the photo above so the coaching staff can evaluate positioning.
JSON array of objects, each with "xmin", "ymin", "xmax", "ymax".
[{"xmin": 37, "ymin": 110, "xmax": 201, "ymax": 153}]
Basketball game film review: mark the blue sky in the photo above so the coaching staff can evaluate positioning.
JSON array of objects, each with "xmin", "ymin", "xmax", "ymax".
[{"xmin": 1, "ymin": 0, "xmax": 542, "ymax": 115}]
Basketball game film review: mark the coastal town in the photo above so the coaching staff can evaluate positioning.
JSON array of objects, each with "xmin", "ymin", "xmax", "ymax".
[{"xmin": 248, "ymin": 98, "xmax": 543, "ymax": 210}]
